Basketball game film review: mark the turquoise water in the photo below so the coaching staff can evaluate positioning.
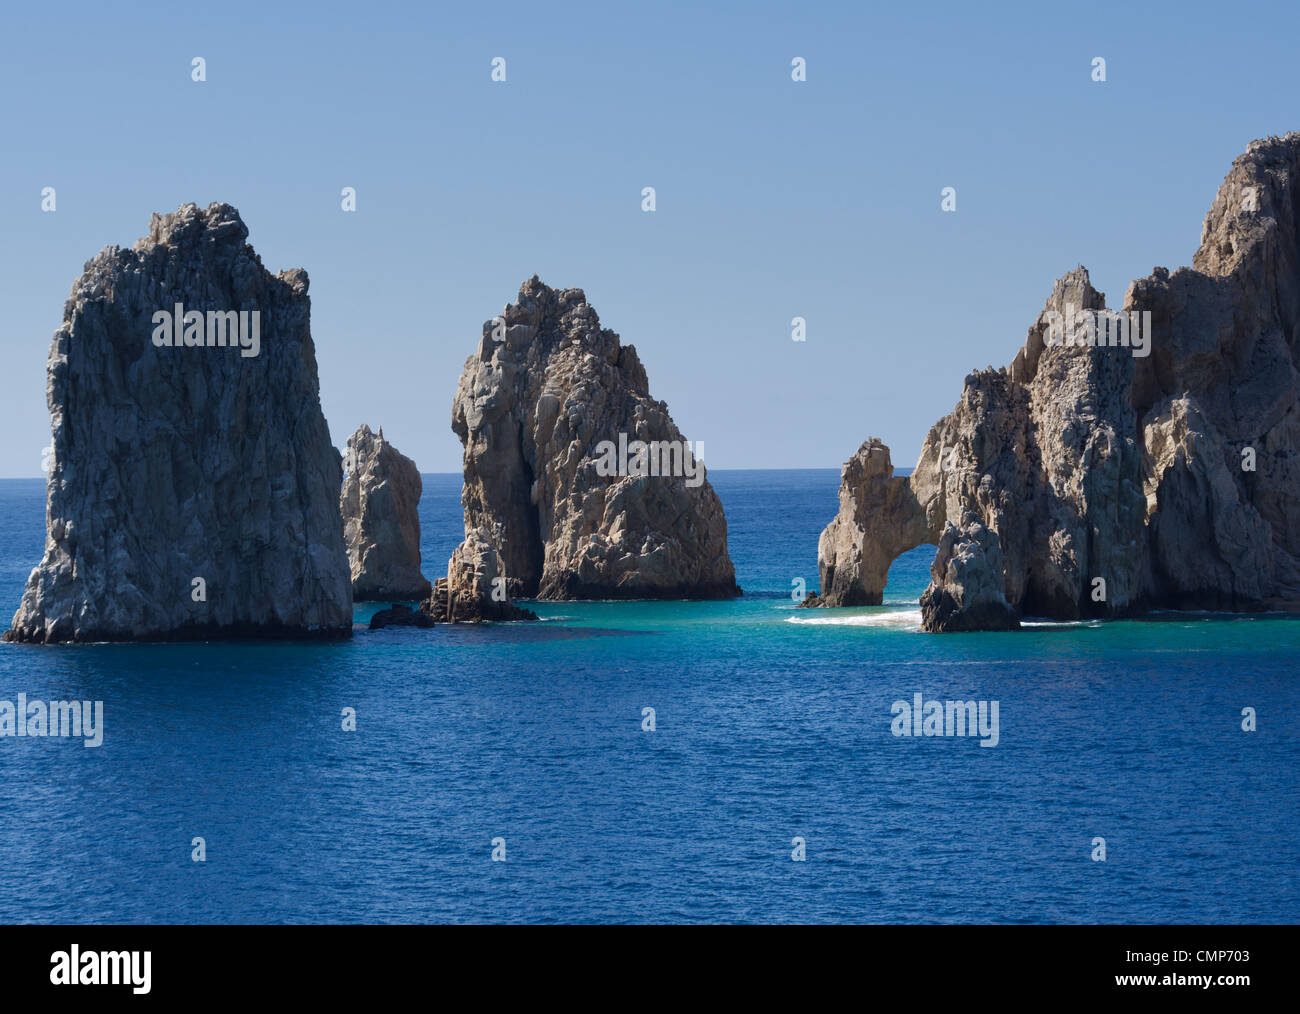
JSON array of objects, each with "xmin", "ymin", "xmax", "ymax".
[{"xmin": 1, "ymin": 470, "xmax": 1297, "ymax": 923}]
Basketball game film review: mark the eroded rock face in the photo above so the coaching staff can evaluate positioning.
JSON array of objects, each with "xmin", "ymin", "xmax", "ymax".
[
  {"xmin": 920, "ymin": 513, "xmax": 1019, "ymax": 632},
  {"xmin": 1127, "ymin": 133, "xmax": 1300, "ymax": 607},
  {"xmin": 447, "ymin": 276, "xmax": 739, "ymax": 602},
  {"xmin": 5, "ymin": 202, "xmax": 351, "ymax": 642},
  {"xmin": 341, "ymin": 424, "xmax": 431, "ymax": 601},
  {"xmin": 422, "ymin": 528, "xmax": 538, "ymax": 623},
  {"xmin": 815, "ymin": 439, "xmax": 933, "ymax": 606},
  {"xmin": 814, "ymin": 133, "xmax": 1300, "ymax": 629},
  {"xmin": 1141, "ymin": 396, "xmax": 1274, "ymax": 607}
]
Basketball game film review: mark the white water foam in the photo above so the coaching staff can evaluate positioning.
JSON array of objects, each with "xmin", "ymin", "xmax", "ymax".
[{"xmin": 784, "ymin": 608, "xmax": 923, "ymax": 630}]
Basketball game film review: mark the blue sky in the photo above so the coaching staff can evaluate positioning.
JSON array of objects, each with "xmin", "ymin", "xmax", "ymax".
[{"xmin": 0, "ymin": 0, "xmax": 1296, "ymax": 476}]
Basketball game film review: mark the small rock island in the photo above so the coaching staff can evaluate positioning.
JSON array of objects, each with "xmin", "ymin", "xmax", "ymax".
[
  {"xmin": 341, "ymin": 424, "xmax": 431, "ymax": 602},
  {"xmin": 437, "ymin": 276, "xmax": 740, "ymax": 609}
]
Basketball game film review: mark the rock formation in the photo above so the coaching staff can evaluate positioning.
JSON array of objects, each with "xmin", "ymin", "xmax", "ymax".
[
  {"xmin": 815, "ymin": 438, "xmax": 932, "ymax": 607},
  {"xmin": 423, "ymin": 528, "xmax": 538, "ymax": 622},
  {"xmin": 919, "ymin": 513, "xmax": 1020, "ymax": 632},
  {"xmin": 5, "ymin": 202, "xmax": 352, "ymax": 642},
  {"xmin": 444, "ymin": 276, "xmax": 739, "ymax": 604},
  {"xmin": 811, "ymin": 133, "xmax": 1300, "ymax": 630},
  {"xmin": 341, "ymin": 424, "xmax": 431, "ymax": 601},
  {"xmin": 369, "ymin": 603, "xmax": 435, "ymax": 630}
]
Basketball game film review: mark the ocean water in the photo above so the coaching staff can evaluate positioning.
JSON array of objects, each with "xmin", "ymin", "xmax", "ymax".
[{"xmin": 0, "ymin": 469, "xmax": 1297, "ymax": 924}]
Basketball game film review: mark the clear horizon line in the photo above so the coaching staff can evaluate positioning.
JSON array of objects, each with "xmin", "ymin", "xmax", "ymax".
[{"xmin": 0, "ymin": 465, "xmax": 857, "ymax": 481}]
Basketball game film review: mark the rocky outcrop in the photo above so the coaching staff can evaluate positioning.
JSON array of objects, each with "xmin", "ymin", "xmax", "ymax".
[
  {"xmin": 422, "ymin": 528, "xmax": 538, "ymax": 623},
  {"xmin": 919, "ymin": 513, "xmax": 1020, "ymax": 632},
  {"xmin": 813, "ymin": 133, "xmax": 1300, "ymax": 630},
  {"xmin": 814, "ymin": 438, "xmax": 933, "ymax": 606},
  {"xmin": 5, "ymin": 202, "xmax": 351, "ymax": 643},
  {"xmin": 446, "ymin": 277, "xmax": 739, "ymax": 601},
  {"xmin": 1126, "ymin": 133, "xmax": 1300, "ymax": 609},
  {"xmin": 369, "ymin": 603, "xmax": 434, "ymax": 630},
  {"xmin": 1140, "ymin": 396, "xmax": 1274, "ymax": 607},
  {"xmin": 341, "ymin": 424, "xmax": 431, "ymax": 601}
]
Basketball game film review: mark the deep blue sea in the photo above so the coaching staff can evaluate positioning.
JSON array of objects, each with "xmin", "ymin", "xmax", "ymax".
[{"xmin": 1, "ymin": 470, "xmax": 1297, "ymax": 924}]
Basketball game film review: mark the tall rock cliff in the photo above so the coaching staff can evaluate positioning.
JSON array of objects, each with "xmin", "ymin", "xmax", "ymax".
[
  {"xmin": 5, "ymin": 202, "xmax": 352, "ymax": 642},
  {"xmin": 812, "ymin": 133, "xmax": 1300, "ymax": 630},
  {"xmin": 445, "ymin": 276, "xmax": 739, "ymax": 602},
  {"xmin": 341, "ymin": 424, "xmax": 431, "ymax": 601}
]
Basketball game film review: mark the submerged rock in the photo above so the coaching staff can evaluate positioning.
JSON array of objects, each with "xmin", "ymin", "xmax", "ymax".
[
  {"xmin": 369, "ymin": 603, "xmax": 435, "ymax": 630},
  {"xmin": 445, "ymin": 276, "xmax": 739, "ymax": 602},
  {"xmin": 813, "ymin": 133, "xmax": 1300, "ymax": 630},
  {"xmin": 341, "ymin": 424, "xmax": 431, "ymax": 601},
  {"xmin": 5, "ymin": 202, "xmax": 351, "ymax": 643}
]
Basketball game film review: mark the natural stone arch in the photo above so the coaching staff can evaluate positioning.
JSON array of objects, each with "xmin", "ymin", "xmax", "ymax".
[{"xmin": 814, "ymin": 439, "xmax": 939, "ymax": 605}]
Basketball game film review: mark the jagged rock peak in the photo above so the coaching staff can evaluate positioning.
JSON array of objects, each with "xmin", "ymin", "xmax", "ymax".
[
  {"xmin": 813, "ymin": 132, "xmax": 1300, "ymax": 630},
  {"xmin": 5, "ymin": 202, "xmax": 350, "ymax": 642},
  {"xmin": 447, "ymin": 276, "xmax": 739, "ymax": 602}
]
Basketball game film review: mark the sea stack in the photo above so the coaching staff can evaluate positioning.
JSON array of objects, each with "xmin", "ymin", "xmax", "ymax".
[
  {"xmin": 423, "ymin": 528, "xmax": 539, "ymax": 623},
  {"xmin": 811, "ymin": 133, "xmax": 1300, "ymax": 630},
  {"xmin": 5, "ymin": 202, "xmax": 352, "ymax": 642},
  {"xmin": 443, "ymin": 276, "xmax": 739, "ymax": 604},
  {"xmin": 341, "ymin": 424, "xmax": 431, "ymax": 601}
]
